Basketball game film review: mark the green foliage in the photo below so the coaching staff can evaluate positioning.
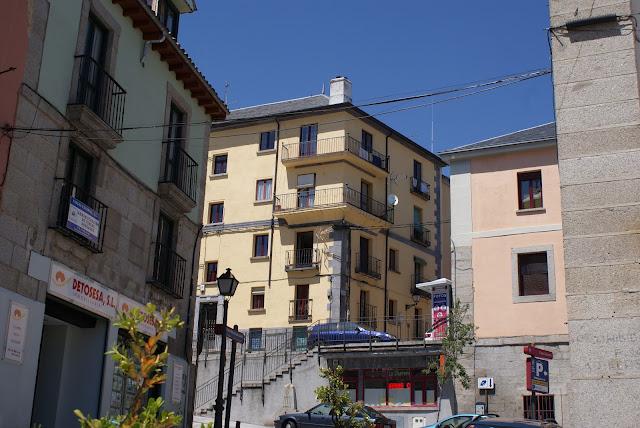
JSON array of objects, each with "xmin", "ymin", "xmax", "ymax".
[
  {"xmin": 314, "ymin": 366, "xmax": 373, "ymax": 428},
  {"xmin": 75, "ymin": 304, "xmax": 185, "ymax": 428}
]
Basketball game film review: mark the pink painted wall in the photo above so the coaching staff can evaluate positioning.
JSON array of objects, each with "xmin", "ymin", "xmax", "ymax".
[
  {"xmin": 0, "ymin": 0, "xmax": 29, "ymax": 194},
  {"xmin": 470, "ymin": 146, "xmax": 567, "ymax": 338}
]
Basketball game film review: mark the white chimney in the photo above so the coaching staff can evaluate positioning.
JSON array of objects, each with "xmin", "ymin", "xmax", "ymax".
[{"xmin": 329, "ymin": 76, "xmax": 352, "ymax": 104}]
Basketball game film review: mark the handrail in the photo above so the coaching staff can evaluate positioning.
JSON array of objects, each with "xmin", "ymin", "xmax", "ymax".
[
  {"xmin": 159, "ymin": 141, "xmax": 199, "ymax": 202},
  {"xmin": 410, "ymin": 176, "xmax": 431, "ymax": 199},
  {"xmin": 355, "ymin": 253, "xmax": 382, "ymax": 278}
]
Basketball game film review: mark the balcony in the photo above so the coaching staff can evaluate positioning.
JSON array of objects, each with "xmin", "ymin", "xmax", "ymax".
[
  {"xmin": 410, "ymin": 177, "xmax": 430, "ymax": 200},
  {"xmin": 67, "ymin": 55, "xmax": 126, "ymax": 149},
  {"xmin": 274, "ymin": 186, "xmax": 393, "ymax": 227},
  {"xmin": 54, "ymin": 181, "xmax": 108, "ymax": 253},
  {"xmin": 289, "ymin": 299, "xmax": 313, "ymax": 322},
  {"xmin": 355, "ymin": 253, "xmax": 382, "ymax": 279},
  {"xmin": 411, "ymin": 274, "xmax": 431, "ymax": 298},
  {"xmin": 148, "ymin": 242, "xmax": 187, "ymax": 299},
  {"xmin": 285, "ymin": 248, "xmax": 320, "ymax": 271},
  {"xmin": 158, "ymin": 141, "xmax": 198, "ymax": 212},
  {"xmin": 411, "ymin": 225, "xmax": 431, "ymax": 247},
  {"xmin": 356, "ymin": 303, "xmax": 378, "ymax": 331},
  {"xmin": 281, "ymin": 136, "xmax": 389, "ymax": 176}
]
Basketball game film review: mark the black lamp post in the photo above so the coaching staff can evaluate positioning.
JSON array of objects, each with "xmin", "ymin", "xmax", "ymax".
[{"xmin": 213, "ymin": 268, "xmax": 239, "ymax": 428}]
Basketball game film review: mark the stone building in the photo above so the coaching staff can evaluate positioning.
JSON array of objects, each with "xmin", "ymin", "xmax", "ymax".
[{"xmin": 0, "ymin": 0, "xmax": 226, "ymax": 426}]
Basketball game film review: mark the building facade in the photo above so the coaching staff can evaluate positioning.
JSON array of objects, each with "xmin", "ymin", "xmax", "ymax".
[
  {"xmin": 548, "ymin": 3, "xmax": 640, "ymax": 427},
  {"xmin": 194, "ymin": 78, "xmax": 451, "ymax": 426},
  {"xmin": 0, "ymin": 0, "xmax": 226, "ymax": 427},
  {"xmin": 441, "ymin": 123, "xmax": 570, "ymax": 423}
]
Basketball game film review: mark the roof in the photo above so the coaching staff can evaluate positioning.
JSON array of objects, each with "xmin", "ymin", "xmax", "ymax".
[
  {"xmin": 439, "ymin": 123, "xmax": 556, "ymax": 159},
  {"xmin": 226, "ymin": 95, "xmax": 330, "ymax": 121}
]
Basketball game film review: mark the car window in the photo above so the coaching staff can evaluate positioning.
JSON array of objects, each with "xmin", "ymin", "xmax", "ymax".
[
  {"xmin": 309, "ymin": 404, "xmax": 331, "ymax": 415},
  {"xmin": 361, "ymin": 406, "xmax": 384, "ymax": 419},
  {"xmin": 440, "ymin": 416, "xmax": 473, "ymax": 428}
]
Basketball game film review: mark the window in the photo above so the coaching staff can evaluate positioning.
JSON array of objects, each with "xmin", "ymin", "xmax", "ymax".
[
  {"xmin": 205, "ymin": 262, "xmax": 218, "ymax": 283},
  {"xmin": 413, "ymin": 160, "xmax": 422, "ymax": 182},
  {"xmin": 359, "ymin": 368, "xmax": 437, "ymax": 407},
  {"xmin": 254, "ymin": 234, "xmax": 269, "ymax": 257},
  {"xmin": 157, "ymin": 0, "xmax": 179, "ymax": 36},
  {"xmin": 67, "ymin": 144, "xmax": 94, "ymax": 197},
  {"xmin": 523, "ymin": 394, "xmax": 555, "ymax": 421},
  {"xmin": 209, "ymin": 203, "xmax": 224, "ymax": 224},
  {"xmin": 256, "ymin": 179, "xmax": 273, "ymax": 202},
  {"xmin": 388, "ymin": 299, "xmax": 397, "ymax": 320},
  {"xmin": 297, "ymin": 173, "xmax": 315, "ymax": 208},
  {"xmin": 213, "ymin": 155, "xmax": 227, "ymax": 175},
  {"xmin": 518, "ymin": 252, "xmax": 549, "ymax": 296},
  {"xmin": 299, "ymin": 124, "xmax": 318, "ymax": 156},
  {"xmin": 259, "ymin": 131, "xmax": 276, "ymax": 151},
  {"xmin": 251, "ymin": 287, "xmax": 265, "ymax": 310},
  {"xmin": 248, "ymin": 328, "xmax": 263, "ymax": 351},
  {"xmin": 518, "ymin": 170, "xmax": 543, "ymax": 209},
  {"xmin": 389, "ymin": 249, "xmax": 398, "ymax": 272}
]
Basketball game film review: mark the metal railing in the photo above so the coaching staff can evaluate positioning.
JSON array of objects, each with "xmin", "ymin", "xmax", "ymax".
[
  {"xmin": 411, "ymin": 225, "xmax": 431, "ymax": 247},
  {"xmin": 281, "ymin": 135, "xmax": 388, "ymax": 171},
  {"xmin": 69, "ymin": 55, "xmax": 126, "ymax": 132},
  {"xmin": 274, "ymin": 186, "xmax": 393, "ymax": 223},
  {"xmin": 289, "ymin": 299, "xmax": 313, "ymax": 322},
  {"xmin": 159, "ymin": 141, "xmax": 198, "ymax": 202},
  {"xmin": 149, "ymin": 242, "xmax": 186, "ymax": 298},
  {"xmin": 357, "ymin": 303, "xmax": 378, "ymax": 330},
  {"xmin": 55, "ymin": 181, "xmax": 108, "ymax": 253},
  {"xmin": 410, "ymin": 177, "xmax": 431, "ymax": 200},
  {"xmin": 411, "ymin": 274, "xmax": 432, "ymax": 296},
  {"xmin": 285, "ymin": 248, "xmax": 320, "ymax": 271},
  {"xmin": 355, "ymin": 253, "xmax": 382, "ymax": 279}
]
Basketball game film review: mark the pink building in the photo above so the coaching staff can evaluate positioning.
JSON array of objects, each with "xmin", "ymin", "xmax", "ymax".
[{"xmin": 440, "ymin": 123, "xmax": 569, "ymax": 423}]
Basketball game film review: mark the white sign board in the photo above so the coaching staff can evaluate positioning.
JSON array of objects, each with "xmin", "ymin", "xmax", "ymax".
[
  {"xmin": 478, "ymin": 377, "xmax": 495, "ymax": 390},
  {"xmin": 67, "ymin": 197, "xmax": 101, "ymax": 243},
  {"xmin": 172, "ymin": 362, "xmax": 185, "ymax": 404},
  {"xmin": 4, "ymin": 301, "xmax": 29, "ymax": 363},
  {"xmin": 117, "ymin": 296, "xmax": 174, "ymax": 341},
  {"xmin": 48, "ymin": 262, "xmax": 117, "ymax": 319}
]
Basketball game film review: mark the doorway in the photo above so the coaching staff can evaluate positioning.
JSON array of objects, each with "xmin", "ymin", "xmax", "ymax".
[{"xmin": 295, "ymin": 231, "xmax": 314, "ymax": 268}]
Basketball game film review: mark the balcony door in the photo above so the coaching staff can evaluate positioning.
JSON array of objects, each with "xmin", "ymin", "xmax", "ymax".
[
  {"xmin": 295, "ymin": 284, "xmax": 309, "ymax": 320},
  {"xmin": 299, "ymin": 124, "xmax": 318, "ymax": 156},
  {"xmin": 165, "ymin": 103, "xmax": 185, "ymax": 183},
  {"xmin": 67, "ymin": 144, "xmax": 93, "ymax": 201},
  {"xmin": 413, "ymin": 160, "xmax": 422, "ymax": 182},
  {"xmin": 359, "ymin": 237, "xmax": 369, "ymax": 273},
  {"xmin": 82, "ymin": 16, "xmax": 108, "ymax": 114},
  {"xmin": 360, "ymin": 181, "xmax": 372, "ymax": 212},
  {"xmin": 295, "ymin": 231, "xmax": 314, "ymax": 268},
  {"xmin": 155, "ymin": 213, "xmax": 175, "ymax": 287}
]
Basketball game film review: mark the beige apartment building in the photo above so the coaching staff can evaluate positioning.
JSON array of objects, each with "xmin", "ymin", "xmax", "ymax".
[{"xmin": 441, "ymin": 123, "xmax": 570, "ymax": 424}]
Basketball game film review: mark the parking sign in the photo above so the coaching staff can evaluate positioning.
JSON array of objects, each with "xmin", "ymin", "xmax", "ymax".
[{"xmin": 526, "ymin": 357, "xmax": 549, "ymax": 393}]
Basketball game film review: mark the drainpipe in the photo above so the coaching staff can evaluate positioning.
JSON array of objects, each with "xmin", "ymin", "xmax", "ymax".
[
  {"xmin": 267, "ymin": 118, "xmax": 281, "ymax": 289},
  {"xmin": 140, "ymin": 34, "xmax": 166, "ymax": 67},
  {"xmin": 383, "ymin": 134, "xmax": 390, "ymax": 332}
]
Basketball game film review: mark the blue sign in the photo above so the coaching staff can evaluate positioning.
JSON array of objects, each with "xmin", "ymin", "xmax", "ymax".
[
  {"xmin": 529, "ymin": 357, "xmax": 549, "ymax": 393},
  {"xmin": 66, "ymin": 197, "xmax": 101, "ymax": 243}
]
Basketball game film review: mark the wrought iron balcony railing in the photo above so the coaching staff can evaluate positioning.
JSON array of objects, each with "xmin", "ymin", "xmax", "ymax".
[
  {"xmin": 274, "ymin": 186, "xmax": 394, "ymax": 223},
  {"xmin": 285, "ymin": 248, "xmax": 320, "ymax": 271},
  {"xmin": 410, "ymin": 177, "xmax": 430, "ymax": 200},
  {"xmin": 69, "ymin": 55, "xmax": 126, "ymax": 132},
  {"xmin": 357, "ymin": 303, "xmax": 378, "ymax": 330},
  {"xmin": 289, "ymin": 299, "xmax": 313, "ymax": 322},
  {"xmin": 355, "ymin": 253, "xmax": 382, "ymax": 279},
  {"xmin": 55, "ymin": 181, "xmax": 108, "ymax": 253},
  {"xmin": 411, "ymin": 225, "xmax": 431, "ymax": 247},
  {"xmin": 149, "ymin": 242, "xmax": 187, "ymax": 298},
  {"xmin": 159, "ymin": 141, "xmax": 199, "ymax": 202},
  {"xmin": 281, "ymin": 135, "xmax": 388, "ymax": 171}
]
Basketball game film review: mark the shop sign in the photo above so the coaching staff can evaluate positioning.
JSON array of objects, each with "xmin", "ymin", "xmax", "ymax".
[
  {"xmin": 67, "ymin": 197, "xmax": 101, "ymax": 243},
  {"xmin": 48, "ymin": 262, "xmax": 117, "ymax": 319},
  {"xmin": 117, "ymin": 296, "xmax": 171, "ymax": 341},
  {"xmin": 4, "ymin": 301, "xmax": 29, "ymax": 363},
  {"xmin": 172, "ymin": 362, "xmax": 185, "ymax": 404},
  {"xmin": 431, "ymin": 285, "xmax": 449, "ymax": 339},
  {"xmin": 526, "ymin": 357, "xmax": 549, "ymax": 393}
]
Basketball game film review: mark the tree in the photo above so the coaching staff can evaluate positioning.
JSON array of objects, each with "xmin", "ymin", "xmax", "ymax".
[
  {"xmin": 74, "ymin": 303, "xmax": 186, "ymax": 428},
  {"xmin": 314, "ymin": 366, "xmax": 373, "ymax": 428},
  {"xmin": 427, "ymin": 299, "xmax": 476, "ymax": 420}
]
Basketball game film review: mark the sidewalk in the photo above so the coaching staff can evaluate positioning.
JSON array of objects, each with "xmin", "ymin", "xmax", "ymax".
[{"xmin": 193, "ymin": 415, "xmax": 270, "ymax": 428}]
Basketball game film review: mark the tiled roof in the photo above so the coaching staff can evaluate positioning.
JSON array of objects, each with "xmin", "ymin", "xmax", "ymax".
[
  {"xmin": 226, "ymin": 95, "xmax": 330, "ymax": 121},
  {"xmin": 439, "ymin": 123, "xmax": 556, "ymax": 156}
]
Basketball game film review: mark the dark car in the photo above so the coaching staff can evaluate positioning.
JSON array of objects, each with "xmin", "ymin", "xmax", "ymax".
[
  {"xmin": 466, "ymin": 418, "xmax": 560, "ymax": 428},
  {"xmin": 275, "ymin": 403, "xmax": 396, "ymax": 428},
  {"xmin": 307, "ymin": 322, "xmax": 396, "ymax": 347}
]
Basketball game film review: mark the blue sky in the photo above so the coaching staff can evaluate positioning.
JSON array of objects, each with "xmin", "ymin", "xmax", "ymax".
[{"xmin": 180, "ymin": 1, "xmax": 554, "ymax": 153}]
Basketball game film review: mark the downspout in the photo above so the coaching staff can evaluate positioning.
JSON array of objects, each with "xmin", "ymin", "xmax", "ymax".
[
  {"xmin": 267, "ymin": 118, "xmax": 281, "ymax": 289},
  {"xmin": 383, "ymin": 133, "xmax": 390, "ymax": 332}
]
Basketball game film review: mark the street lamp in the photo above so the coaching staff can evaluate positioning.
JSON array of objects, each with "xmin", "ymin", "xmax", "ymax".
[{"xmin": 213, "ymin": 268, "xmax": 239, "ymax": 428}]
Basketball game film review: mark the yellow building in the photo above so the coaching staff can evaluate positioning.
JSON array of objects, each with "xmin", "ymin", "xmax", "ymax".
[{"xmin": 197, "ymin": 77, "xmax": 449, "ymax": 349}]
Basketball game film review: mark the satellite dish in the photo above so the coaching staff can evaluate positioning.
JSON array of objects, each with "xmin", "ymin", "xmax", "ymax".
[{"xmin": 387, "ymin": 194, "xmax": 399, "ymax": 206}]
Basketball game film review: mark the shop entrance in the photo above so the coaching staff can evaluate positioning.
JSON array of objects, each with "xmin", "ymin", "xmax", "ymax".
[{"xmin": 32, "ymin": 298, "xmax": 107, "ymax": 427}]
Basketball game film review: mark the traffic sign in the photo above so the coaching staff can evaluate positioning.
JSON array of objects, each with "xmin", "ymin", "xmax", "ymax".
[
  {"xmin": 214, "ymin": 324, "xmax": 245, "ymax": 344},
  {"xmin": 477, "ymin": 377, "xmax": 495, "ymax": 390},
  {"xmin": 526, "ymin": 357, "xmax": 549, "ymax": 393},
  {"xmin": 523, "ymin": 345, "xmax": 553, "ymax": 360}
]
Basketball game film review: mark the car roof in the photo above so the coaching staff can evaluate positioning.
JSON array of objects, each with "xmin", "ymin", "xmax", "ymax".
[{"xmin": 470, "ymin": 418, "xmax": 550, "ymax": 427}]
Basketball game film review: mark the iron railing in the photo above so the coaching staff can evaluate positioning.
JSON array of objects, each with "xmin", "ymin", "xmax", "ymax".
[
  {"xmin": 355, "ymin": 253, "xmax": 382, "ymax": 279},
  {"xmin": 357, "ymin": 303, "xmax": 378, "ymax": 330},
  {"xmin": 410, "ymin": 177, "xmax": 431, "ymax": 200},
  {"xmin": 523, "ymin": 394, "xmax": 556, "ymax": 422},
  {"xmin": 274, "ymin": 186, "xmax": 393, "ymax": 223},
  {"xmin": 281, "ymin": 135, "xmax": 388, "ymax": 171},
  {"xmin": 149, "ymin": 242, "xmax": 186, "ymax": 298},
  {"xmin": 69, "ymin": 55, "xmax": 126, "ymax": 132},
  {"xmin": 411, "ymin": 274, "xmax": 432, "ymax": 296},
  {"xmin": 159, "ymin": 141, "xmax": 198, "ymax": 202},
  {"xmin": 289, "ymin": 299, "xmax": 313, "ymax": 322},
  {"xmin": 411, "ymin": 225, "xmax": 431, "ymax": 247},
  {"xmin": 285, "ymin": 248, "xmax": 320, "ymax": 270},
  {"xmin": 55, "ymin": 181, "xmax": 108, "ymax": 253}
]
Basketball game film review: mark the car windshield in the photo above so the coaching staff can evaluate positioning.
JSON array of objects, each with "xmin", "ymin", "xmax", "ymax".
[
  {"xmin": 361, "ymin": 406, "xmax": 384, "ymax": 419},
  {"xmin": 308, "ymin": 404, "xmax": 331, "ymax": 415}
]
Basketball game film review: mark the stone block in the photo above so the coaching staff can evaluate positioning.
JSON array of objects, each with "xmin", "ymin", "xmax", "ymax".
[
  {"xmin": 553, "ymin": 48, "xmax": 636, "ymax": 85},
  {"xmin": 564, "ymin": 233, "xmax": 639, "ymax": 266},
  {"xmin": 568, "ymin": 378, "xmax": 638, "ymax": 428},
  {"xmin": 558, "ymin": 149, "xmax": 640, "ymax": 185},
  {"xmin": 16, "ymin": 274, "xmax": 38, "ymax": 301},
  {"xmin": 567, "ymin": 291, "xmax": 640, "ymax": 320},
  {"xmin": 10, "ymin": 245, "xmax": 29, "ymax": 272},
  {"xmin": 565, "ymin": 263, "xmax": 640, "ymax": 294},
  {"xmin": 554, "ymin": 73, "xmax": 638, "ymax": 109},
  {"xmin": 562, "ymin": 204, "xmax": 640, "ymax": 236},
  {"xmin": 556, "ymin": 99, "xmax": 640, "ymax": 135},
  {"xmin": 0, "ymin": 215, "xmax": 28, "ymax": 247},
  {"xmin": 557, "ymin": 124, "xmax": 640, "ymax": 160},
  {"xmin": 560, "ymin": 178, "xmax": 640, "ymax": 211},
  {"xmin": 549, "ymin": 0, "xmax": 627, "ymax": 17},
  {"xmin": 0, "ymin": 263, "xmax": 20, "ymax": 292},
  {"xmin": 550, "ymin": 27, "xmax": 632, "ymax": 62}
]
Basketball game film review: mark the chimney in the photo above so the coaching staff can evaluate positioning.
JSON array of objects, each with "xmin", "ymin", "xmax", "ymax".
[{"xmin": 329, "ymin": 76, "xmax": 352, "ymax": 104}]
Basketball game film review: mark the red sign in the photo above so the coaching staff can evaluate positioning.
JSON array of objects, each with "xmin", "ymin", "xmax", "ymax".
[{"xmin": 523, "ymin": 345, "xmax": 553, "ymax": 360}]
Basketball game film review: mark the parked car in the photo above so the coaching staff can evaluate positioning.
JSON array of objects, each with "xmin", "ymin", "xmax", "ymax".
[
  {"xmin": 424, "ymin": 413, "xmax": 499, "ymax": 428},
  {"xmin": 466, "ymin": 418, "xmax": 560, "ymax": 428},
  {"xmin": 275, "ymin": 403, "xmax": 396, "ymax": 428},
  {"xmin": 307, "ymin": 322, "xmax": 396, "ymax": 347}
]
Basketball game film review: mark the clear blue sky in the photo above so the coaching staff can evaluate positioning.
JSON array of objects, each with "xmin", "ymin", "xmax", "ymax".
[{"xmin": 180, "ymin": 1, "xmax": 554, "ymax": 154}]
